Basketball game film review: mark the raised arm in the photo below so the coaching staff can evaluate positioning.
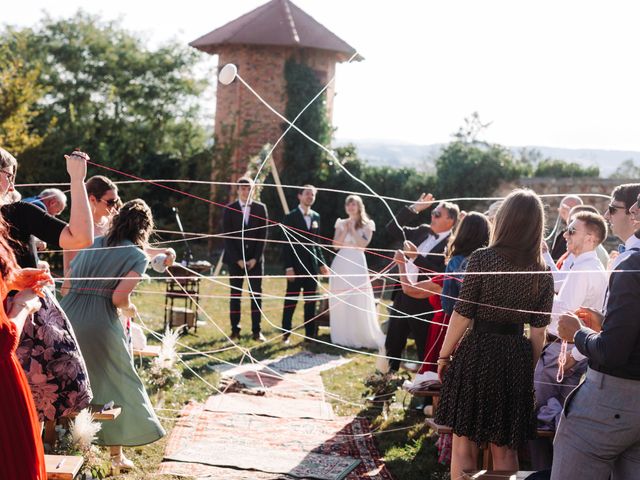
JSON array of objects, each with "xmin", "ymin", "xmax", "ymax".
[{"xmin": 58, "ymin": 152, "xmax": 93, "ymax": 250}]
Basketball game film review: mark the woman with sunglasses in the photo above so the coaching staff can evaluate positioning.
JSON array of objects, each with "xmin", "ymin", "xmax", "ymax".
[
  {"xmin": 61, "ymin": 175, "xmax": 121, "ymax": 295},
  {"xmin": 63, "ymin": 176, "xmax": 175, "ymax": 296},
  {"xmin": 0, "ymin": 147, "xmax": 95, "ymax": 426}
]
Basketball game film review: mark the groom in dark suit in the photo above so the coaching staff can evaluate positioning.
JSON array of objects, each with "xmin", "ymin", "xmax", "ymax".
[
  {"xmin": 223, "ymin": 177, "xmax": 269, "ymax": 341},
  {"xmin": 281, "ymin": 185, "xmax": 329, "ymax": 344},
  {"xmin": 385, "ymin": 193, "xmax": 458, "ymax": 371}
]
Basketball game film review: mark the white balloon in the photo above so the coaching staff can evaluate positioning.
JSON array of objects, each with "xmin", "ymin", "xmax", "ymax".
[{"xmin": 218, "ymin": 64, "xmax": 238, "ymax": 85}]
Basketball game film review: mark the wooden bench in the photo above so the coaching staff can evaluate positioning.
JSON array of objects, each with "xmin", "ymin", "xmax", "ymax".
[
  {"xmin": 425, "ymin": 417, "xmax": 452, "ymax": 435},
  {"xmin": 425, "ymin": 419, "xmax": 494, "ymax": 469},
  {"xmin": 412, "ymin": 389, "xmax": 440, "ymax": 415},
  {"xmin": 45, "ymin": 454, "xmax": 83, "ymax": 480},
  {"xmin": 44, "ymin": 403, "xmax": 122, "ymax": 447},
  {"xmin": 463, "ymin": 471, "xmax": 536, "ymax": 480},
  {"xmin": 133, "ymin": 344, "xmax": 161, "ymax": 358}
]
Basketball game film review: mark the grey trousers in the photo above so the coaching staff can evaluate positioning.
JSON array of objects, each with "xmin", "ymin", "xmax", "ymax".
[
  {"xmin": 551, "ymin": 368, "xmax": 640, "ymax": 480},
  {"xmin": 530, "ymin": 341, "xmax": 587, "ymax": 470}
]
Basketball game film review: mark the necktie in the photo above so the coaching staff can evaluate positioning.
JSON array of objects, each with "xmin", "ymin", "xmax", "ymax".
[{"xmin": 618, "ymin": 244, "xmax": 626, "ymax": 254}]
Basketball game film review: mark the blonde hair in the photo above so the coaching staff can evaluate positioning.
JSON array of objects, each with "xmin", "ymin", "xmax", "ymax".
[{"xmin": 345, "ymin": 195, "xmax": 370, "ymax": 230}]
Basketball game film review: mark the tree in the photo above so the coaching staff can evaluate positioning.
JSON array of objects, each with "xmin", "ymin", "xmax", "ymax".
[
  {"xmin": 0, "ymin": 13, "xmax": 212, "ymax": 254},
  {"xmin": 434, "ymin": 141, "xmax": 526, "ymax": 203},
  {"xmin": 2, "ymin": 12, "xmax": 209, "ymax": 185},
  {"xmin": 280, "ymin": 58, "xmax": 331, "ymax": 197},
  {"xmin": 0, "ymin": 36, "xmax": 51, "ymax": 155},
  {"xmin": 610, "ymin": 159, "xmax": 640, "ymax": 179},
  {"xmin": 533, "ymin": 159, "xmax": 599, "ymax": 178}
]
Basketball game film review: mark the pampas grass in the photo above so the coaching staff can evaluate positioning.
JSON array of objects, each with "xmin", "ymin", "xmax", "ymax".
[{"xmin": 69, "ymin": 409, "xmax": 101, "ymax": 452}]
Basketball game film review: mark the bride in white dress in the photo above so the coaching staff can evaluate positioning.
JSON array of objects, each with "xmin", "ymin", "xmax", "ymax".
[{"xmin": 329, "ymin": 195, "xmax": 385, "ymax": 349}]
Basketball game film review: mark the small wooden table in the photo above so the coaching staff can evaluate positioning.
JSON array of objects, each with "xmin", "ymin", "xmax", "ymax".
[{"xmin": 45, "ymin": 454, "xmax": 83, "ymax": 480}]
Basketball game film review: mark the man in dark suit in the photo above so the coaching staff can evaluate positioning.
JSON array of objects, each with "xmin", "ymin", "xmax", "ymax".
[
  {"xmin": 385, "ymin": 193, "xmax": 458, "ymax": 371},
  {"xmin": 223, "ymin": 177, "xmax": 269, "ymax": 341},
  {"xmin": 281, "ymin": 184, "xmax": 329, "ymax": 344}
]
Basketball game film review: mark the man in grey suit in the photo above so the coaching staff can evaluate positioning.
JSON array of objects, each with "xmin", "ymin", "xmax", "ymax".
[{"xmin": 552, "ymin": 191, "xmax": 640, "ymax": 479}]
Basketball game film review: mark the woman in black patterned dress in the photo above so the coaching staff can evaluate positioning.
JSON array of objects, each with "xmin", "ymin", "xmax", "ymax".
[{"xmin": 435, "ymin": 189, "xmax": 554, "ymax": 478}]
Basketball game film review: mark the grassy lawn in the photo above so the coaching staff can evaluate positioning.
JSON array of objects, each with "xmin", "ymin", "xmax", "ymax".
[{"xmin": 107, "ymin": 275, "xmax": 447, "ymax": 479}]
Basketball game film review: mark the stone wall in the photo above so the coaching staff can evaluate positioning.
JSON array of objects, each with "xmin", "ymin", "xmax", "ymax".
[{"xmin": 494, "ymin": 177, "xmax": 635, "ymax": 221}]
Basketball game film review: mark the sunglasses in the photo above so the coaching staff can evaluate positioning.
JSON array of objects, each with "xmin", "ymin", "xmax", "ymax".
[
  {"xmin": 0, "ymin": 169, "xmax": 15, "ymax": 184},
  {"xmin": 607, "ymin": 203, "xmax": 628, "ymax": 215},
  {"xmin": 101, "ymin": 198, "xmax": 121, "ymax": 208}
]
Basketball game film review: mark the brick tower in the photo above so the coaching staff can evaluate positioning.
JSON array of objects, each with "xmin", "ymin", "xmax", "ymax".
[{"xmin": 190, "ymin": 0, "xmax": 361, "ymax": 179}]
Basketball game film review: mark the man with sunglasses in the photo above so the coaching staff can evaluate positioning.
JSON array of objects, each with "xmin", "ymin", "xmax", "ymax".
[
  {"xmin": 603, "ymin": 183, "xmax": 640, "ymax": 271},
  {"xmin": 549, "ymin": 195, "xmax": 583, "ymax": 261},
  {"xmin": 530, "ymin": 211, "xmax": 608, "ymax": 470},
  {"xmin": 551, "ymin": 186, "xmax": 640, "ymax": 479},
  {"xmin": 384, "ymin": 193, "xmax": 458, "ymax": 372}
]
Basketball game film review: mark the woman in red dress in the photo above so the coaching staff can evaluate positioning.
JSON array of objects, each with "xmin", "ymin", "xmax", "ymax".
[{"xmin": 0, "ymin": 147, "xmax": 52, "ymax": 479}]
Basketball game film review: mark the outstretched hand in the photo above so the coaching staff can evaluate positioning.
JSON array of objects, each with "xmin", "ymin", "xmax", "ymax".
[
  {"xmin": 8, "ymin": 268, "xmax": 53, "ymax": 296},
  {"xmin": 65, "ymin": 150, "xmax": 89, "ymax": 181},
  {"xmin": 412, "ymin": 193, "xmax": 434, "ymax": 213},
  {"xmin": 403, "ymin": 240, "xmax": 418, "ymax": 260}
]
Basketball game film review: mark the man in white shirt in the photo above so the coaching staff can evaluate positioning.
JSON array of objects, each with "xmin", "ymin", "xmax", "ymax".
[
  {"xmin": 530, "ymin": 211, "xmax": 609, "ymax": 470},
  {"xmin": 543, "ymin": 205, "xmax": 610, "ymax": 291}
]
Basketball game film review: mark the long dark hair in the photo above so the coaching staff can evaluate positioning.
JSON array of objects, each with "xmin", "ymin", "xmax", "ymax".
[
  {"xmin": 491, "ymin": 189, "xmax": 546, "ymax": 269},
  {"xmin": 447, "ymin": 211, "xmax": 491, "ymax": 260},
  {"xmin": 106, "ymin": 199, "xmax": 154, "ymax": 248}
]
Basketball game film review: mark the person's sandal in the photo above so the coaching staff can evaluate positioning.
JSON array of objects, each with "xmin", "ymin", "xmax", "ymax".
[{"xmin": 110, "ymin": 453, "xmax": 134, "ymax": 475}]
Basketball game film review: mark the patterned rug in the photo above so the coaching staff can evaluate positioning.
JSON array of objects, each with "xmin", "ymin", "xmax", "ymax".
[
  {"xmin": 204, "ymin": 392, "xmax": 334, "ymax": 420},
  {"xmin": 158, "ymin": 403, "xmax": 394, "ymax": 480}
]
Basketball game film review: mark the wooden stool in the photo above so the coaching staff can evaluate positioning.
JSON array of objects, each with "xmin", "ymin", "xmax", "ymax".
[{"xmin": 45, "ymin": 454, "xmax": 83, "ymax": 480}]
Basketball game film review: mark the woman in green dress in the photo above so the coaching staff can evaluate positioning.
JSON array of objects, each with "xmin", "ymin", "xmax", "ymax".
[{"xmin": 61, "ymin": 199, "xmax": 166, "ymax": 473}]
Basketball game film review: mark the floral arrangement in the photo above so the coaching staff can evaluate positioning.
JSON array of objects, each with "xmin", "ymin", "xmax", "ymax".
[
  {"xmin": 142, "ymin": 327, "xmax": 183, "ymax": 394},
  {"xmin": 362, "ymin": 370, "xmax": 411, "ymax": 414},
  {"xmin": 55, "ymin": 409, "xmax": 109, "ymax": 479}
]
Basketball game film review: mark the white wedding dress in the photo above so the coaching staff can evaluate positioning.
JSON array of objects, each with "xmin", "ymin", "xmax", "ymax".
[{"xmin": 329, "ymin": 219, "xmax": 385, "ymax": 349}]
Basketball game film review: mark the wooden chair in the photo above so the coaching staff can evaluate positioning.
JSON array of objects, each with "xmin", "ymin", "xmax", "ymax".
[{"xmin": 45, "ymin": 454, "xmax": 83, "ymax": 480}]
